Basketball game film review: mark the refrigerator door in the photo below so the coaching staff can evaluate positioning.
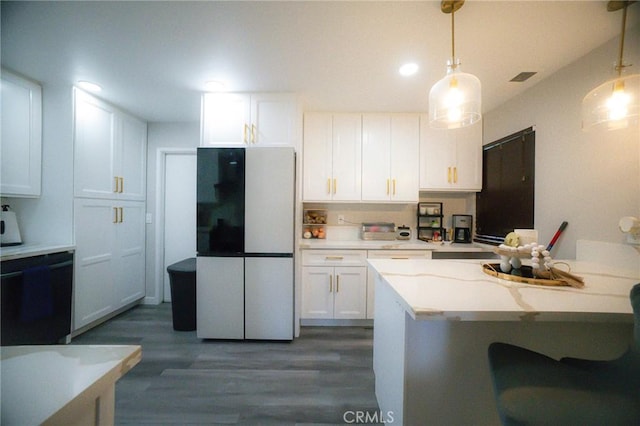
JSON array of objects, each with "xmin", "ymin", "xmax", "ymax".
[
  {"xmin": 244, "ymin": 147, "xmax": 295, "ymax": 254},
  {"xmin": 196, "ymin": 257, "xmax": 244, "ymax": 339},
  {"xmin": 196, "ymin": 148, "xmax": 245, "ymax": 256},
  {"xmin": 245, "ymin": 257, "xmax": 293, "ymax": 340}
]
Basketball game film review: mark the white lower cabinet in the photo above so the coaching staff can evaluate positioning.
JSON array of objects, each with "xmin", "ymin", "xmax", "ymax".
[
  {"xmin": 73, "ymin": 198, "xmax": 145, "ymax": 330},
  {"xmin": 301, "ymin": 250, "xmax": 367, "ymax": 319}
]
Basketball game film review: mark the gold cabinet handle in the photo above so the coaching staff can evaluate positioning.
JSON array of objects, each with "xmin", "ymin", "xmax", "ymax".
[
  {"xmin": 119, "ymin": 207, "xmax": 123, "ymax": 223},
  {"xmin": 119, "ymin": 177, "xmax": 124, "ymax": 193},
  {"xmin": 336, "ymin": 275, "xmax": 340, "ymax": 292},
  {"xmin": 447, "ymin": 167, "xmax": 452, "ymax": 183},
  {"xmin": 244, "ymin": 124, "xmax": 249, "ymax": 144},
  {"xmin": 333, "ymin": 179, "xmax": 337, "ymax": 194},
  {"xmin": 391, "ymin": 257, "xmax": 410, "ymax": 260},
  {"xmin": 325, "ymin": 256, "xmax": 344, "ymax": 260},
  {"xmin": 251, "ymin": 124, "xmax": 257, "ymax": 143},
  {"xmin": 393, "ymin": 179, "xmax": 396, "ymax": 195},
  {"xmin": 453, "ymin": 167, "xmax": 458, "ymax": 183},
  {"xmin": 386, "ymin": 179, "xmax": 390, "ymax": 195},
  {"xmin": 329, "ymin": 275, "xmax": 333, "ymax": 293},
  {"xmin": 113, "ymin": 207, "xmax": 119, "ymax": 223},
  {"xmin": 327, "ymin": 178, "xmax": 331, "ymax": 194},
  {"xmin": 114, "ymin": 176, "xmax": 119, "ymax": 193}
]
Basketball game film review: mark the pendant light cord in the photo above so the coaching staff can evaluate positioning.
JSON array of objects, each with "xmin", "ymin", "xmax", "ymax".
[
  {"xmin": 616, "ymin": 2, "xmax": 628, "ymax": 76},
  {"xmin": 451, "ymin": 9, "xmax": 456, "ymax": 67}
]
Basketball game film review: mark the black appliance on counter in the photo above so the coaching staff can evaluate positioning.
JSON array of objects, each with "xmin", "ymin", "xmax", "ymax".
[
  {"xmin": 1, "ymin": 251, "xmax": 73, "ymax": 345},
  {"xmin": 453, "ymin": 215, "xmax": 473, "ymax": 243}
]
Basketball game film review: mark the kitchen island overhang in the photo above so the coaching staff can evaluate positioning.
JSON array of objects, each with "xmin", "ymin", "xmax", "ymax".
[{"xmin": 369, "ymin": 258, "xmax": 638, "ymax": 425}]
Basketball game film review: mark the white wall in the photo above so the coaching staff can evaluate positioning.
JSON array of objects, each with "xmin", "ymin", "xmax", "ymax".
[
  {"xmin": 2, "ymin": 84, "xmax": 74, "ymax": 246},
  {"xmin": 483, "ymin": 25, "xmax": 640, "ymax": 260},
  {"xmin": 144, "ymin": 122, "xmax": 199, "ymax": 303}
]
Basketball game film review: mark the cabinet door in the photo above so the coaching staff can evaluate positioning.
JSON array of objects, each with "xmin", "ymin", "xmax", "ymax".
[
  {"xmin": 73, "ymin": 199, "xmax": 117, "ymax": 329},
  {"xmin": 245, "ymin": 257, "xmax": 293, "ymax": 340},
  {"xmin": 114, "ymin": 201, "xmax": 146, "ymax": 307},
  {"xmin": 73, "ymin": 89, "xmax": 118, "ymax": 198},
  {"xmin": 118, "ymin": 115, "xmax": 147, "ymax": 201},
  {"xmin": 453, "ymin": 122, "xmax": 483, "ymax": 191},
  {"xmin": 331, "ymin": 114, "xmax": 362, "ymax": 201},
  {"xmin": 333, "ymin": 266, "xmax": 367, "ymax": 319},
  {"xmin": 302, "ymin": 113, "xmax": 333, "ymax": 201},
  {"xmin": 196, "ymin": 257, "xmax": 244, "ymax": 339},
  {"xmin": 301, "ymin": 266, "xmax": 333, "ymax": 319},
  {"xmin": 390, "ymin": 115, "xmax": 419, "ymax": 202},
  {"xmin": 0, "ymin": 70, "xmax": 42, "ymax": 197},
  {"xmin": 361, "ymin": 114, "xmax": 391, "ymax": 201},
  {"xmin": 250, "ymin": 94, "xmax": 297, "ymax": 146},
  {"xmin": 419, "ymin": 116, "xmax": 456, "ymax": 190},
  {"xmin": 200, "ymin": 93, "xmax": 250, "ymax": 146}
]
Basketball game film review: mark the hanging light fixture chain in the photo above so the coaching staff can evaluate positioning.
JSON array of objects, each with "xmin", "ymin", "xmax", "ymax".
[
  {"xmin": 616, "ymin": 1, "xmax": 629, "ymax": 76},
  {"xmin": 451, "ymin": 8, "xmax": 456, "ymax": 65}
]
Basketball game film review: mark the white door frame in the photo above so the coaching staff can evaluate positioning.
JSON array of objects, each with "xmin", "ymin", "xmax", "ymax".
[{"xmin": 149, "ymin": 148, "xmax": 196, "ymax": 305}]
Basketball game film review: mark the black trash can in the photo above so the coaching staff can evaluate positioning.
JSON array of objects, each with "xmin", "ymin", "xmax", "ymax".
[{"xmin": 166, "ymin": 257, "xmax": 196, "ymax": 331}]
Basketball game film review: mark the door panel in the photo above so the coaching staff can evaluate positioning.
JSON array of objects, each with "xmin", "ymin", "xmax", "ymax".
[
  {"xmin": 245, "ymin": 257, "xmax": 293, "ymax": 340},
  {"xmin": 245, "ymin": 147, "xmax": 294, "ymax": 254}
]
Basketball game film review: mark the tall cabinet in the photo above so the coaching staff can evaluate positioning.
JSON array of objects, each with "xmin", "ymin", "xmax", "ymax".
[{"xmin": 73, "ymin": 89, "xmax": 147, "ymax": 330}]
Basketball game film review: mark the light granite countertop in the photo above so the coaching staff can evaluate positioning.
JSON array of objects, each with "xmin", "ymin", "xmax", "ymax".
[
  {"xmin": 0, "ymin": 243, "xmax": 75, "ymax": 261},
  {"xmin": 367, "ymin": 258, "xmax": 639, "ymax": 322},
  {"xmin": 299, "ymin": 238, "xmax": 488, "ymax": 251},
  {"xmin": 1, "ymin": 345, "xmax": 141, "ymax": 425}
]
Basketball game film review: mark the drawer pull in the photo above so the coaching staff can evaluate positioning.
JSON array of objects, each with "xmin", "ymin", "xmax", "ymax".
[
  {"xmin": 325, "ymin": 256, "xmax": 344, "ymax": 260},
  {"xmin": 391, "ymin": 257, "xmax": 409, "ymax": 260}
]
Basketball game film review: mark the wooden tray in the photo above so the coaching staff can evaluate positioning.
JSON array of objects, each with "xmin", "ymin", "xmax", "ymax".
[{"xmin": 482, "ymin": 263, "xmax": 568, "ymax": 287}]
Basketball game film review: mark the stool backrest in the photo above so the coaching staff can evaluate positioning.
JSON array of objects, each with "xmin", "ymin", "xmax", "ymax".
[{"xmin": 630, "ymin": 284, "xmax": 640, "ymax": 351}]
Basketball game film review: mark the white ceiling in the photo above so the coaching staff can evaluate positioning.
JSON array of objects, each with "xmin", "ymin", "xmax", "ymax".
[{"xmin": 2, "ymin": 1, "xmax": 639, "ymax": 123}]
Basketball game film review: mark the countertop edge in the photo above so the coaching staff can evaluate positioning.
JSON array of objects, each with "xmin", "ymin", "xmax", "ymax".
[{"xmin": 0, "ymin": 244, "xmax": 76, "ymax": 261}]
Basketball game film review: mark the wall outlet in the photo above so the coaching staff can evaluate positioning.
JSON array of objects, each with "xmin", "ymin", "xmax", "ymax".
[{"xmin": 338, "ymin": 215, "xmax": 345, "ymax": 225}]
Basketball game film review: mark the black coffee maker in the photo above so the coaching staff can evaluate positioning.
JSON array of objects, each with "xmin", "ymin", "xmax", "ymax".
[{"xmin": 452, "ymin": 215, "xmax": 472, "ymax": 243}]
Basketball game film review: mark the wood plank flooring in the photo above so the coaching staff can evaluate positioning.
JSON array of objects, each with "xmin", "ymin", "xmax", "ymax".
[{"xmin": 72, "ymin": 303, "xmax": 381, "ymax": 425}]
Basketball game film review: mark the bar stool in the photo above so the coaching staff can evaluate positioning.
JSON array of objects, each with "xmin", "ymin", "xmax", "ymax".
[{"xmin": 488, "ymin": 283, "xmax": 640, "ymax": 425}]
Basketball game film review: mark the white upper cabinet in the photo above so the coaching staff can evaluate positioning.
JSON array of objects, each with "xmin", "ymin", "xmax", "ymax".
[
  {"xmin": 1, "ymin": 69, "xmax": 42, "ymax": 197},
  {"xmin": 419, "ymin": 115, "xmax": 482, "ymax": 191},
  {"xmin": 201, "ymin": 93, "xmax": 298, "ymax": 147},
  {"xmin": 74, "ymin": 89, "xmax": 147, "ymax": 201},
  {"xmin": 361, "ymin": 114, "xmax": 419, "ymax": 202},
  {"xmin": 303, "ymin": 113, "xmax": 362, "ymax": 201}
]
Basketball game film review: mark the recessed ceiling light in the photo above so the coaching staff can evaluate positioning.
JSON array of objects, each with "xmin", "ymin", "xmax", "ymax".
[
  {"xmin": 205, "ymin": 80, "xmax": 228, "ymax": 92},
  {"xmin": 77, "ymin": 81, "xmax": 102, "ymax": 92},
  {"xmin": 399, "ymin": 63, "xmax": 419, "ymax": 77}
]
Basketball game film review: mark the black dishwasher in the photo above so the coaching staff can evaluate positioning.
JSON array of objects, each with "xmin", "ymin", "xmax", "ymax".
[{"xmin": 1, "ymin": 251, "xmax": 73, "ymax": 345}]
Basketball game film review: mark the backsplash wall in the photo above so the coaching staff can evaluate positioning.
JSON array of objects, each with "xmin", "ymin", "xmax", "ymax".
[{"xmin": 303, "ymin": 192, "xmax": 476, "ymax": 239}]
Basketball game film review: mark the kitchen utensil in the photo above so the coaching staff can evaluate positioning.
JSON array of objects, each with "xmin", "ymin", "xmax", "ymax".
[{"xmin": 546, "ymin": 221, "xmax": 568, "ymax": 251}]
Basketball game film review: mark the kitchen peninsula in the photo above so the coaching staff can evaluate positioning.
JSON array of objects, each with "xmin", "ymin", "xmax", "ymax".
[{"xmin": 369, "ymin": 253, "xmax": 639, "ymax": 425}]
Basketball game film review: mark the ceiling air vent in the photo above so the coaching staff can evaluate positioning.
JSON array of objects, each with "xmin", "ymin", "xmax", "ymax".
[{"xmin": 510, "ymin": 72, "xmax": 537, "ymax": 82}]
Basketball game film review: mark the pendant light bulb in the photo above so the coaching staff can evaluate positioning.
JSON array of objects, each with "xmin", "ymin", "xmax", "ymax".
[
  {"xmin": 582, "ymin": 1, "xmax": 639, "ymax": 131},
  {"xmin": 429, "ymin": 1, "xmax": 482, "ymax": 129}
]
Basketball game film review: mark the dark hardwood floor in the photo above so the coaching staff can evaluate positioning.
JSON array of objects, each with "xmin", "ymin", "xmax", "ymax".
[{"xmin": 72, "ymin": 304, "xmax": 381, "ymax": 425}]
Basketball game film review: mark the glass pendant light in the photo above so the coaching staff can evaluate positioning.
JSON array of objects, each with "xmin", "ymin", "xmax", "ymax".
[
  {"xmin": 429, "ymin": 0, "xmax": 481, "ymax": 129},
  {"xmin": 582, "ymin": 1, "xmax": 639, "ymax": 131}
]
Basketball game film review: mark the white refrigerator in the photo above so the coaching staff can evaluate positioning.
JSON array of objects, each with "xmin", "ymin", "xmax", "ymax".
[{"xmin": 196, "ymin": 147, "xmax": 294, "ymax": 340}]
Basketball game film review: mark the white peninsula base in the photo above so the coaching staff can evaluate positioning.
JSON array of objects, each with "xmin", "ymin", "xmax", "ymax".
[{"xmin": 370, "ymin": 258, "xmax": 637, "ymax": 425}]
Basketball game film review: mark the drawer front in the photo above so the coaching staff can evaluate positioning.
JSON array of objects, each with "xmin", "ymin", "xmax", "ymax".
[
  {"xmin": 301, "ymin": 250, "xmax": 368, "ymax": 266},
  {"xmin": 367, "ymin": 250, "xmax": 432, "ymax": 260}
]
